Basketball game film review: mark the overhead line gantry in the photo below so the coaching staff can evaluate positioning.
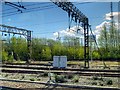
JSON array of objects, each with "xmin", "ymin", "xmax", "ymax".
[
  {"xmin": 0, "ymin": 24, "xmax": 32, "ymax": 63},
  {"xmin": 51, "ymin": 0, "xmax": 89, "ymax": 68}
]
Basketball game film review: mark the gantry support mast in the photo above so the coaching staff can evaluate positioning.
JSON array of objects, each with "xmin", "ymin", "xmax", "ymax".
[
  {"xmin": 51, "ymin": 1, "xmax": 89, "ymax": 68},
  {"xmin": 0, "ymin": 24, "xmax": 32, "ymax": 63}
]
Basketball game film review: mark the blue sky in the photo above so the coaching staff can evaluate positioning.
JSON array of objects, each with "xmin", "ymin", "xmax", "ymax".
[{"xmin": 1, "ymin": 2, "xmax": 119, "ymax": 39}]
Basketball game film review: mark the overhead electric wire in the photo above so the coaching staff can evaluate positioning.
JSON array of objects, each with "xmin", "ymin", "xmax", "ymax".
[
  {"xmin": 1, "ymin": 2, "xmax": 94, "ymax": 17},
  {"xmin": 2, "ymin": 2, "xmax": 92, "ymax": 13},
  {"xmin": 2, "ymin": 4, "xmax": 54, "ymax": 15},
  {"xmin": 2, "ymin": 4, "xmax": 55, "ymax": 17},
  {"xmin": 1, "ymin": 3, "xmax": 53, "ymax": 17},
  {"xmin": 4, "ymin": 4, "xmax": 22, "ymax": 12},
  {"xmin": 2, "ymin": 3, "xmax": 55, "ymax": 15},
  {"xmin": 1, "ymin": 2, "xmax": 50, "ymax": 13},
  {"xmin": 2, "ymin": 7, "xmax": 54, "ymax": 17}
]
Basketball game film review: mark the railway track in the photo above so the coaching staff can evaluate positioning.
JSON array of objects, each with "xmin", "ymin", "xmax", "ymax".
[
  {"xmin": 1, "ymin": 78, "xmax": 120, "ymax": 90},
  {"xmin": 3, "ymin": 62, "xmax": 119, "ymax": 68},
  {"xmin": 1, "ymin": 64, "xmax": 120, "ymax": 77},
  {"xmin": 4, "ymin": 63, "xmax": 51, "ymax": 66},
  {"xmin": 1, "ymin": 68, "xmax": 120, "ymax": 77},
  {"xmin": 1, "ymin": 64, "xmax": 120, "ymax": 73},
  {"xmin": 1, "ymin": 64, "xmax": 120, "ymax": 89}
]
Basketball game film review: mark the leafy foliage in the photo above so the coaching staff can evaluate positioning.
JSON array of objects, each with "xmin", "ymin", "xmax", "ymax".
[
  {"xmin": 1, "ymin": 27, "xmax": 120, "ymax": 63},
  {"xmin": 72, "ymin": 75, "xmax": 79, "ymax": 83},
  {"xmin": 54, "ymin": 74, "xmax": 66, "ymax": 83},
  {"xmin": 106, "ymin": 79, "xmax": 113, "ymax": 85},
  {"xmin": 98, "ymin": 24, "xmax": 120, "ymax": 60}
]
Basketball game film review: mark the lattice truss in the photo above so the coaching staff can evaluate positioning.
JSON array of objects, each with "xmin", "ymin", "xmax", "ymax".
[
  {"xmin": 51, "ymin": 1, "xmax": 90, "ymax": 68},
  {"xmin": 0, "ymin": 24, "xmax": 31, "ymax": 41}
]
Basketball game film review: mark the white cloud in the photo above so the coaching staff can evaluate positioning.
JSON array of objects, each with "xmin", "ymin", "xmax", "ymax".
[
  {"xmin": 96, "ymin": 21, "xmax": 110, "ymax": 30},
  {"xmin": 105, "ymin": 12, "xmax": 120, "ymax": 22},
  {"xmin": 53, "ymin": 26, "xmax": 84, "ymax": 39},
  {"xmin": 53, "ymin": 12, "xmax": 119, "ymax": 41},
  {"xmin": 94, "ymin": 21, "xmax": 110, "ymax": 40},
  {"xmin": 94, "ymin": 12, "xmax": 119, "ymax": 39}
]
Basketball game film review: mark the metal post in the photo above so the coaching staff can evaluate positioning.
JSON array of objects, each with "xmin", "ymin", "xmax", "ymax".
[
  {"xmin": 90, "ymin": 39, "xmax": 92, "ymax": 62},
  {"xmin": 84, "ymin": 18, "xmax": 89, "ymax": 68},
  {"xmin": 27, "ymin": 31, "xmax": 32, "ymax": 65},
  {"xmin": 51, "ymin": 1, "xmax": 90, "ymax": 68},
  {"xmin": 47, "ymin": 62, "xmax": 52, "ymax": 83}
]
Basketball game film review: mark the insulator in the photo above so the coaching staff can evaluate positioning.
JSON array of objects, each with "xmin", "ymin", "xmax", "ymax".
[
  {"xmin": 77, "ymin": 29, "xmax": 80, "ymax": 33},
  {"xmin": 4, "ymin": 34, "xmax": 7, "ymax": 36},
  {"xmin": 75, "ymin": 16, "xmax": 77, "ymax": 23}
]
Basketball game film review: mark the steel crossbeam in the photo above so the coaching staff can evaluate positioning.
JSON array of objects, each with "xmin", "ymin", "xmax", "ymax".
[
  {"xmin": 51, "ymin": 1, "xmax": 89, "ymax": 68},
  {"xmin": 0, "ymin": 24, "xmax": 32, "ymax": 63}
]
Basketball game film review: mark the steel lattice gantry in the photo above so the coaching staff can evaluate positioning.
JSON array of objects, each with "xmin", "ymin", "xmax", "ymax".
[
  {"xmin": 0, "ymin": 24, "xmax": 32, "ymax": 62},
  {"xmin": 51, "ymin": 1, "xmax": 89, "ymax": 68}
]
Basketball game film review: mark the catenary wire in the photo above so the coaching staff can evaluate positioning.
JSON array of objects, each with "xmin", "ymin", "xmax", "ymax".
[{"xmin": 1, "ymin": 2, "xmax": 94, "ymax": 17}]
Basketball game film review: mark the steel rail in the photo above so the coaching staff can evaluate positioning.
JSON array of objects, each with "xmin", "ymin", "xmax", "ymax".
[
  {"xmin": 1, "ymin": 69, "xmax": 120, "ymax": 77},
  {"xmin": 0, "ymin": 79, "xmax": 120, "ymax": 90},
  {"xmin": 1, "ymin": 64, "xmax": 120, "ymax": 73}
]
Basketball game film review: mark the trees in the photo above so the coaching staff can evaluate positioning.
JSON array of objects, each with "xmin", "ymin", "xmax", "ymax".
[
  {"xmin": 11, "ymin": 37, "xmax": 28, "ymax": 61},
  {"xmin": 98, "ymin": 24, "xmax": 120, "ymax": 60},
  {"xmin": 1, "ymin": 37, "xmax": 28, "ymax": 62},
  {"xmin": 98, "ymin": 25, "xmax": 108, "ymax": 50},
  {"xmin": 2, "ymin": 36, "xmax": 86, "ymax": 62},
  {"xmin": 62, "ymin": 36, "xmax": 82, "ymax": 60},
  {"xmin": 41, "ymin": 46, "xmax": 51, "ymax": 60},
  {"xmin": 2, "ymin": 27, "xmax": 119, "ymax": 62},
  {"xmin": 31, "ymin": 38, "xmax": 43, "ymax": 61}
]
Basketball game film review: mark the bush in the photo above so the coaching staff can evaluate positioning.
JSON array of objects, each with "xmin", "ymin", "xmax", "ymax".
[
  {"xmin": 4, "ymin": 74, "xmax": 8, "ymax": 77},
  {"xmin": 64, "ymin": 74, "xmax": 73, "ymax": 79},
  {"xmin": 72, "ymin": 75, "xmax": 79, "ymax": 83},
  {"xmin": 99, "ymin": 82, "xmax": 104, "ymax": 86},
  {"xmin": 30, "ymin": 78, "xmax": 35, "ymax": 81},
  {"xmin": 92, "ymin": 76, "xmax": 98, "ymax": 80},
  {"xmin": 37, "ymin": 78, "xmax": 41, "ymax": 81},
  {"xmin": 99, "ymin": 77, "xmax": 103, "ymax": 81},
  {"xmin": 106, "ymin": 79, "xmax": 113, "ymax": 85},
  {"xmin": 91, "ymin": 82, "xmax": 97, "ymax": 85},
  {"xmin": 2, "ymin": 51, "xmax": 8, "ymax": 63},
  {"xmin": 41, "ymin": 72, "xmax": 48, "ymax": 77},
  {"xmin": 8, "ymin": 55, "xmax": 14, "ymax": 63},
  {"xmin": 21, "ymin": 75, "xmax": 25, "ymax": 80},
  {"xmin": 68, "ymin": 74, "xmax": 74, "ymax": 79},
  {"xmin": 92, "ymin": 51, "xmax": 100, "ymax": 59},
  {"xmin": 2, "ymin": 50, "xmax": 14, "ymax": 63},
  {"xmin": 54, "ymin": 74, "xmax": 66, "ymax": 83}
]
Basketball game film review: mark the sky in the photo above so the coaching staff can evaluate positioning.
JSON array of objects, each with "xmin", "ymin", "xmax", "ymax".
[{"xmin": 1, "ymin": 1, "xmax": 119, "ymax": 40}]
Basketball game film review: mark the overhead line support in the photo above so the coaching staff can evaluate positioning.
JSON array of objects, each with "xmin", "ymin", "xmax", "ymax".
[
  {"xmin": 0, "ymin": 24, "xmax": 32, "ymax": 64},
  {"xmin": 51, "ymin": 1, "xmax": 89, "ymax": 68}
]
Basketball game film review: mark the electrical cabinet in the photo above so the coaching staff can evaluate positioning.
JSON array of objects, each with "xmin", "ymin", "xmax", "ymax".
[{"xmin": 53, "ymin": 56, "xmax": 67, "ymax": 68}]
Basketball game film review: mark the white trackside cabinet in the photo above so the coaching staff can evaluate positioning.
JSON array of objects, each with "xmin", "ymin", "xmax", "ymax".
[
  {"xmin": 53, "ymin": 56, "xmax": 67, "ymax": 68},
  {"xmin": 60, "ymin": 56, "xmax": 67, "ymax": 68},
  {"xmin": 53, "ymin": 56, "xmax": 60, "ymax": 68}
]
